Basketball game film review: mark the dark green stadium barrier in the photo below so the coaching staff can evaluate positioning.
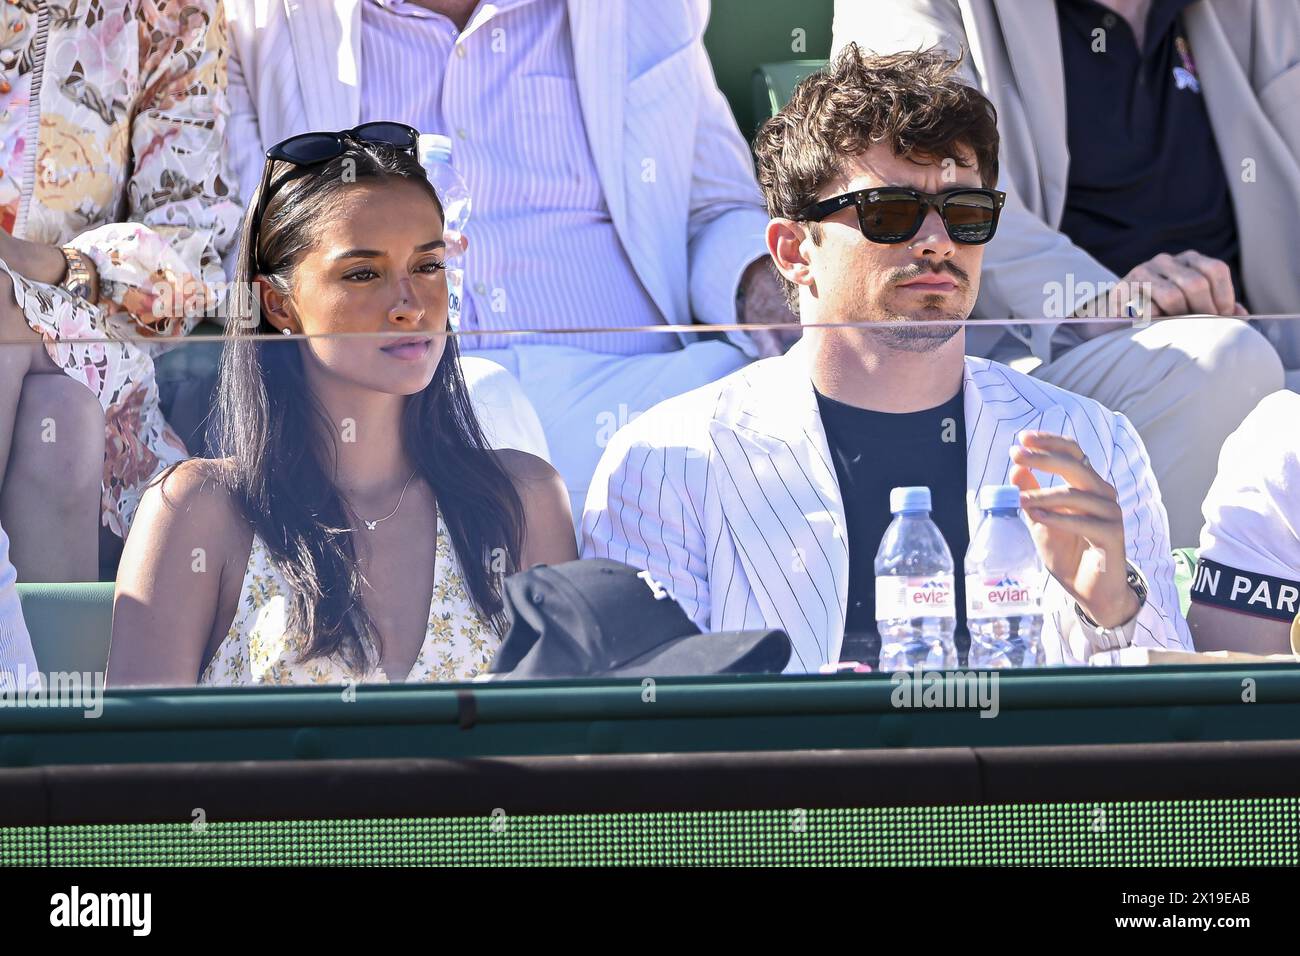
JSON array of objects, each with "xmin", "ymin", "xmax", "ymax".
[
  {"xmin": 4, "ymin": 733, "xmax": 1300, "ymax": 865},
  {"xmin": 2, "ymin": 665, "xmax": 1299, "ymax": 769},
  {"xmin": 4, "ymin": 737, "xmax": 1300, "ymax": 864},
  {"xmin": 5, "ymin": 664, "xmax": 1298, "ymax": 864}
]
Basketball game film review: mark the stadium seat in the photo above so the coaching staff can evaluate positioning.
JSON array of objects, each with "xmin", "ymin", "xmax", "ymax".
[
  {"xmin": 16, "ymin": 582, "xmax": 114, "ymax": 674},
  {"xmin": 155, "ymin": 326, "xmax": 222, "ymax": 458},
  {"xmin": 703, "ymin": 0, "xmax": 832, "ymax": 138},
  {"xmin": 752, "ymin": 60, "xmax": 829, "ymax": 127},
  {"xmin": 1172, "ymin": 546, "xmax": 1198, "ymax": 618}
]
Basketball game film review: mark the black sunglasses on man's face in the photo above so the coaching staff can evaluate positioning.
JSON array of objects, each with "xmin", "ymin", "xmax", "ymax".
[{"xmin": 797, "ymin": 186, "xmax": 1007, "ymax": 245}]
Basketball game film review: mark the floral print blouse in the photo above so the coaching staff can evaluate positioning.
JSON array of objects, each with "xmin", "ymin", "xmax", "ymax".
[
  {"xmin": 0, "ymin": 1, "xmax": 242, "ymax": 537},
  {"xmin": 200, "ymin": 512, "xmax": 504, "ymax": 686},
  {"xmin": 8, "ymin": 0, "xmax": 241, "ymax": 335},
  {"xmin": 0, "ymin": 7, "xmax": 36, "ymax": 235}
]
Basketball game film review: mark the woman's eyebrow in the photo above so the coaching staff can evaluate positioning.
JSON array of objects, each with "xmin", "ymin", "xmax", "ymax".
[
  {"xmin": 332, "ymin": 248, "xmax": 384, "ymax": 261},
  {"xmin": 331, "ymin": 239, "xmax": 445, "ymax": 261}
]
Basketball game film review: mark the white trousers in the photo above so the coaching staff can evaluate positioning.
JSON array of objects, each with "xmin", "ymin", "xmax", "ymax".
[
  {"xmin": 464, "ymin": 341, "xmax": 750, "ymax": 524},
  {"xmin": 459, "ymin": 356, "xmax": 551, "ymax": 462}
]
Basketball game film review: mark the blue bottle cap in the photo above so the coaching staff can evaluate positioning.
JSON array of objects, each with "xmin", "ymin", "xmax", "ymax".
[
  {"xmin": 889, "ymin": 486, "xmax": 931, "ymax": 514},
  {"xmin": 979, "ymin": 484, "xmax": 1022, "ymax": 511}
]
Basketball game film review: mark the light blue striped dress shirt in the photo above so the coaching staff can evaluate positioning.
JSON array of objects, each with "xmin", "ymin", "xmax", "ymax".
[{"xmin": 360, "ymin": 0, "xmax": 675, "ymax": 354}]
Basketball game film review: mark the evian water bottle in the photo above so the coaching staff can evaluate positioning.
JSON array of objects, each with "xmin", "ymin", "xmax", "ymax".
[
  {"xmin": 965, "ymin": 485, "xmax": 1045, "ymax": 668},
  {"xmin": 874, "ymin": 486, "xmax": 958, "ymax": 671},
  {"xmin": 417, "ymin": 133, "xmax": 471, "ymax": 331}
]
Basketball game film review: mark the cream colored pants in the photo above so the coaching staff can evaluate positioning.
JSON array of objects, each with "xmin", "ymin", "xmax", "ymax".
[{"xmin": 1005, "ymin": 319, "xmax": 1285, "ymax": 549}]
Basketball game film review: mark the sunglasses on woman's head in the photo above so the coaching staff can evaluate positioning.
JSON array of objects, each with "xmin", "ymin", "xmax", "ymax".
[
  {"xmin": 797, "ymin": 186, "xmax": 1007, "ymax": 245},
  {"xmin": 265, "ymin": 121, "xmax": 419, "ymax": 167},
  {"xmin": 251, "ymin": 122, "xmax": 421, "ymax": 270}
]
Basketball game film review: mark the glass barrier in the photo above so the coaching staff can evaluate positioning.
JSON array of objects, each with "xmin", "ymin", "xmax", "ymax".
[{"xmin": 0, "ymin": 311, "xmax": 1297, "ymax": 695}]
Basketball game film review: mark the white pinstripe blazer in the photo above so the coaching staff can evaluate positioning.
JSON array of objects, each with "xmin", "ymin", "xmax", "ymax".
[
  {"xmin": 223, "ymin": 0, "xmax": 770, "ymax": 345},
  {"xmin": 581, "ymin": 339, "xmax": 1193, "ymax": 670}
]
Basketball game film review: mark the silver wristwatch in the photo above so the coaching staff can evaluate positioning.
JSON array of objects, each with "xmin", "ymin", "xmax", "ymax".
[{"xmin": 1075, "ymin": 559, "xmax": 1149, "ymax": 633}]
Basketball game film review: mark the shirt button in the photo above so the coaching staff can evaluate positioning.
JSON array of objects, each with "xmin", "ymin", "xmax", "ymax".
[
  {"xmin": 474, "ymin": 281, "xmax": 487, "ymax": 295},
  {"xmin": 1102, "ymin": 13, "xmax": 1116, "ymax": 28},
  {"xmin": 456, "ymin": 128, "xmax": 468, "ymax": 140},
  {"xmin": 455, "ymin": 44, "xmax": 466, "ymax": 59}
]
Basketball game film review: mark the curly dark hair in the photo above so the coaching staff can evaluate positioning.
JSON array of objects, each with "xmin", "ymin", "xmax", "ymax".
[{"xmin": 753, "ymin": 44, "xmax": 1001, "ymax": 307}]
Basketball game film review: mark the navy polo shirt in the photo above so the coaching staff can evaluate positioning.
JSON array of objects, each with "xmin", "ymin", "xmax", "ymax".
[{"xmin": 1056, "ymin": 0, "xmax": 1246, "ymax": 305}]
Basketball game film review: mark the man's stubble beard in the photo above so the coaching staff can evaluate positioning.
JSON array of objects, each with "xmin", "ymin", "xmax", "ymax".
[{"xmin": 871, "ymin": 296, "xmax": 964, "ymax": 354}]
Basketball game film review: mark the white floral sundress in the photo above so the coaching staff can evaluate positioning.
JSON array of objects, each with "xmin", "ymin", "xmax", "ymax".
[{"xmin": 200, "ymin": 512, "xmax": 502, "ymax": 686}]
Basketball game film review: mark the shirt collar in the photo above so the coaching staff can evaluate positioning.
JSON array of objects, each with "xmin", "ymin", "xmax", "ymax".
[
  {"xmin": 368, "ymin": 0, "xmax": 439, "ymax": 16},
  {"xmin": 1060, "ymin": 0, "xmax": 1197, "ymax": 55},
  {"xmin": 1144, "ymin": 0, "xmax": 1198, "ymax": 47},
  {"xmin": 368, "ymin": 0, "xmax": 537, "ymax": 16}
]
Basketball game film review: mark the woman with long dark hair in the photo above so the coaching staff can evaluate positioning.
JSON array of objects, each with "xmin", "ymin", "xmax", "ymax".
[{"xmin": 108, "ymin": 127, "xmax": 576, "ymax": 686}]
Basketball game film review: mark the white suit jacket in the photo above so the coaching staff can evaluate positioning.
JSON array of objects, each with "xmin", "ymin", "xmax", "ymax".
[
  {"xmin": 834, "ymin": 0, "xmax": 1300, "ymax": 364},
  {"xmin": 581, "ymin": 339, "xmax": 1193, "ymax": 670},
  {"xmin": 224, "ymin": 0, "xmax": 770, "ymax": 350}
]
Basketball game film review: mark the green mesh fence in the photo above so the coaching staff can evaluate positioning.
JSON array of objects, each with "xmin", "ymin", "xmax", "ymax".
[{"xmin": 3, "ymin": 798, "xmax": 1296, "ymax": 865}]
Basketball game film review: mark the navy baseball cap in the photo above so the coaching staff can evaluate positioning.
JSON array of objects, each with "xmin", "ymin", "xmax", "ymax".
[{"xmin": 490, "ymin": 559, "xmax": 791, "ymax": 679}]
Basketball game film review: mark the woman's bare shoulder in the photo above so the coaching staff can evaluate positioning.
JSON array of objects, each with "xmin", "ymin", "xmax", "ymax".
[
  {"xmin": 491, "ymin": 450, "xmax": 577, "ymax": 566},
  {"xmin": 134, "ymin": 458, "xmax": 246, "ymax": 547},
  {"xmin": 492, "ymin": 449, "xmax": 562, "ymax": 487}
]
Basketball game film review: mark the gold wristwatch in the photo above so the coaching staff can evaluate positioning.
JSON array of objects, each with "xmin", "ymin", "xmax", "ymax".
[{"xmin": 59, "ymin": 246, "xmax": 99, "ymax": 303}]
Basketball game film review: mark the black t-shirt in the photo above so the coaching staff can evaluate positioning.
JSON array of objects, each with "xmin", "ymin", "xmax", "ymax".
[
  {"xmin": 1056, "ymin": 0, "xmax": 1246, "ymax": 306},
  {"xmin": 814, "ymin": 387, "xmax": 970, "ymax": 666}
]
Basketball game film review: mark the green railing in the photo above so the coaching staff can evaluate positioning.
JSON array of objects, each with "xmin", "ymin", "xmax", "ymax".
[{"xmin": 3, "ymin": 665, "xmax": 1299, "ymax": 768}]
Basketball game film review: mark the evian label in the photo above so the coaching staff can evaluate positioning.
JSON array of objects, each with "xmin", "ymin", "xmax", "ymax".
[
  {"xmin": 446, "ymin": 265, "xmax": 464, "ymax": 331},
  {"xmin": 876, "ymin": 574, "xmax": 956, "ymax": 619},
  {"xmin": 966, "ymin": 573, "xmax": 1041, "ymax": 618}
]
